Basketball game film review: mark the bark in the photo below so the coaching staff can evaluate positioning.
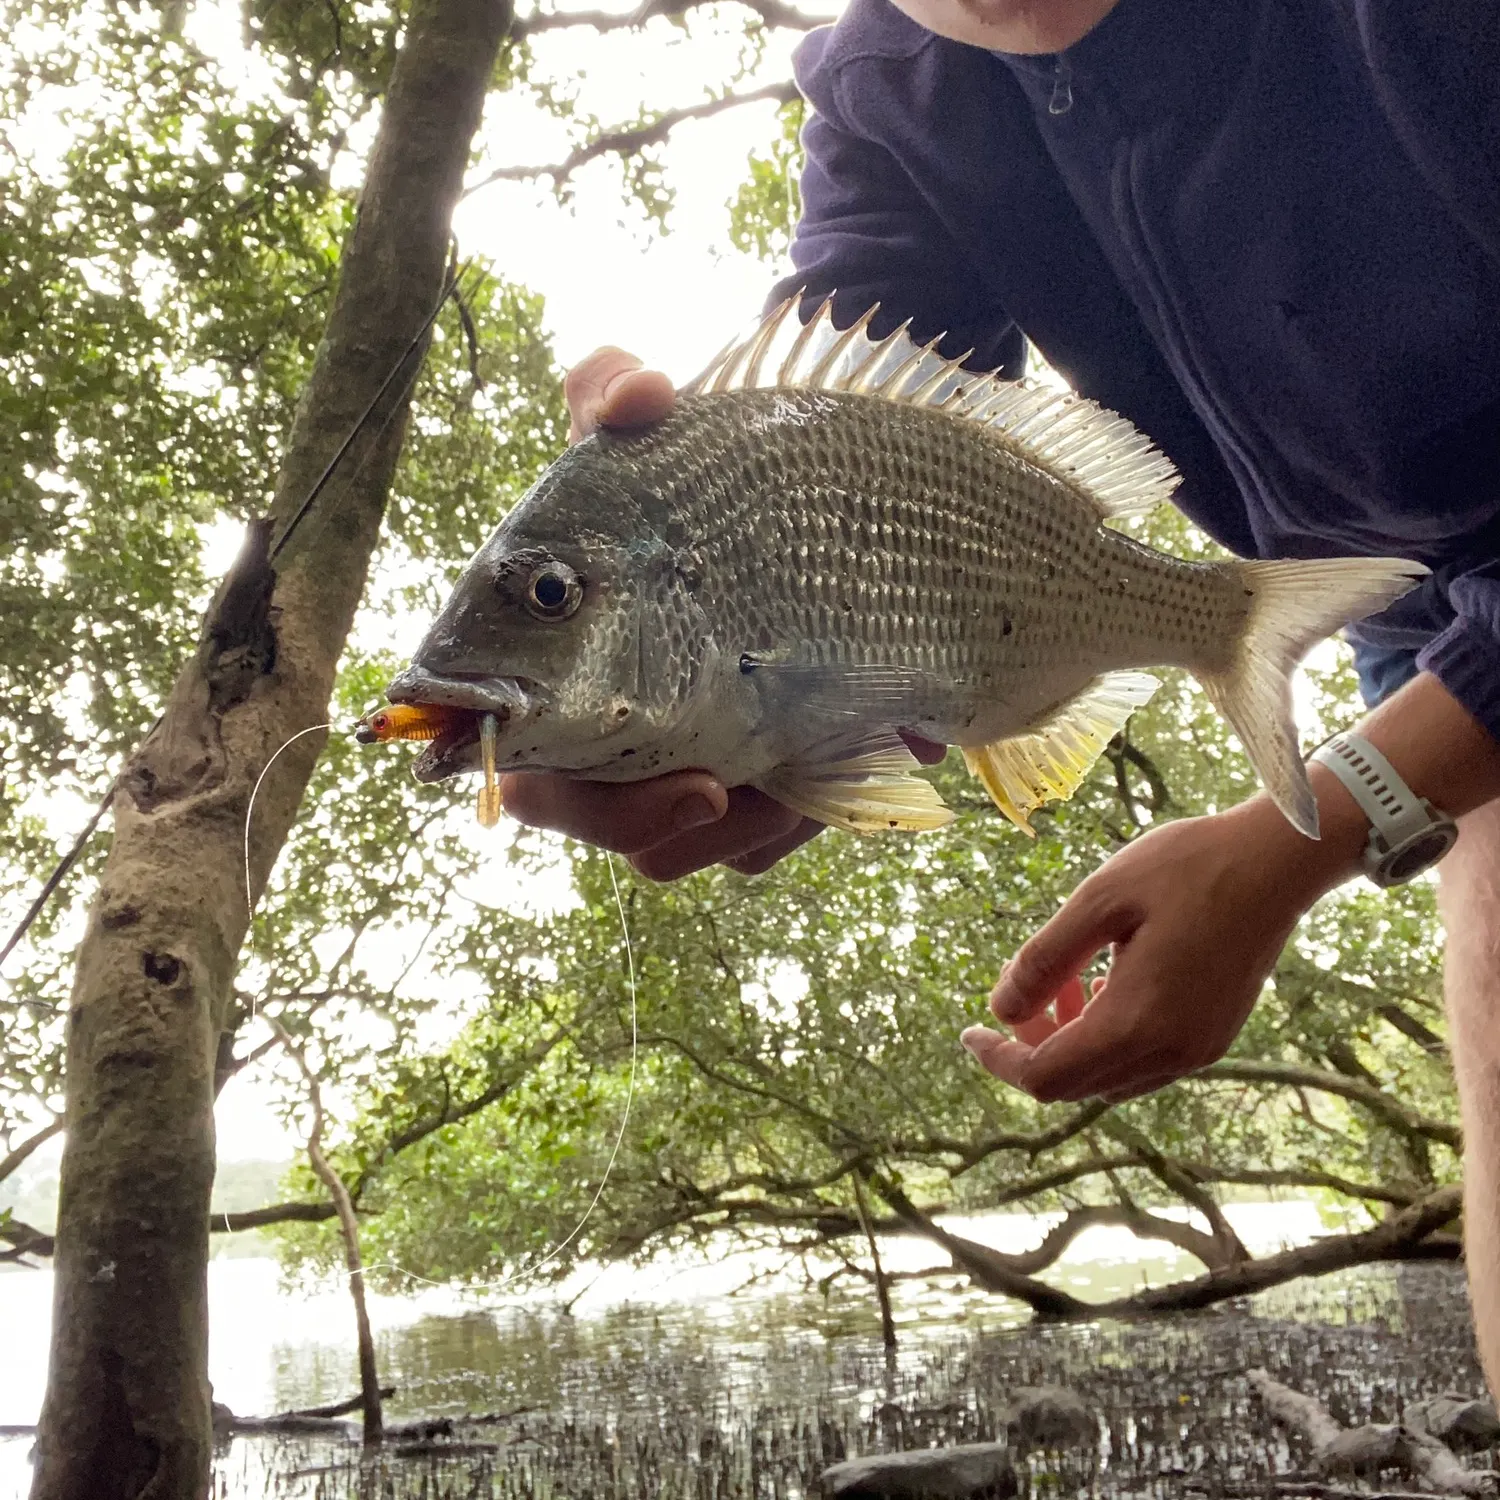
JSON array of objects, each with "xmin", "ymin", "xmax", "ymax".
[{"xmin": 29, "ymin": 1, "xmax": 508, "ymax": 1494}]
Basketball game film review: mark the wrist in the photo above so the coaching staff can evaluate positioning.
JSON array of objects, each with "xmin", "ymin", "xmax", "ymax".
[{"xmin": 1221, "ymin": 763, "xmax": 1368, "ymax": 902}]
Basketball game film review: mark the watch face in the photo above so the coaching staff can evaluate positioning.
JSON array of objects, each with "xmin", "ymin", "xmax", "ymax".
[{"xmin": 1384, "ymin": 826, "xmax": 1460, "ymax": 885}]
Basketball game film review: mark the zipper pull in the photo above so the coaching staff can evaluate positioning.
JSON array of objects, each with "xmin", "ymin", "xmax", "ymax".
[{"xmin": 1048, "ymin": 55, "xmax": 1074, "ymax": 116}]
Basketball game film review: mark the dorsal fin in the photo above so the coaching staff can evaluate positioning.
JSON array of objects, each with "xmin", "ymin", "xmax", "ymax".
[{"xmin": 681, "ymin": 293, "xmax": 1180, "ymax": 521}]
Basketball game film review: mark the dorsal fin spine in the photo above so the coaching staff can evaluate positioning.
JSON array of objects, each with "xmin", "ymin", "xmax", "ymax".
[
  {"xmin": 776, "ymin": 293, "xmax": 832, "ymax": 385},
  {"xmin": 741, "ymin": 294, "xmax": 799, "ymax": 389},
  {"xmin": 851, "ymin": 318, "xmax": 914, "ymax": 395},
  {"xmin": 679, "ymin": 292, "xmax": 1181, "ymax": 520},
  {"xmin": 810, "ymin": 303, "xmax": 877, "ymax": 390}
]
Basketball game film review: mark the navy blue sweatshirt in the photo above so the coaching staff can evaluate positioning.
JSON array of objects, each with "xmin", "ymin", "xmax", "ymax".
[{"xmin": 771, "ymin": 0, "xmax": 1500, "ymax": 743}]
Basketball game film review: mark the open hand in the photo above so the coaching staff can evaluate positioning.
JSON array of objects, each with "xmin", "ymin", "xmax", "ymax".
[
  {"xmin": 501, "ymin": 345, "xmax": 946, "ymax": 880},
  {"xmin": 960, "ymin": 801, "xmax": 1354, "ymax": 1102}
]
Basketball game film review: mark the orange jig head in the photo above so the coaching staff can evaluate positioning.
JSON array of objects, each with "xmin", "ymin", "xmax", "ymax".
[{"xmin": 355, "ymin": 703, "xmax": 468, "ymax": 745}]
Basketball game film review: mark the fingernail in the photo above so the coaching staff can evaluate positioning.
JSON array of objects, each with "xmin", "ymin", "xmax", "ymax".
[{"xmin": 670, "ymin": 794, "xmax": 719, "ymax": 836}]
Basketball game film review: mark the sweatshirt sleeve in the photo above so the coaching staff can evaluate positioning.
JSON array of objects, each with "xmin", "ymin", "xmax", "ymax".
[
  {"xmin": 767, "ymin": 29, "xmax": 1024, "ymax": 377},
  {"xmin": 1416, "ymin": 562, "xmax": 1500, "ymax": 744}
]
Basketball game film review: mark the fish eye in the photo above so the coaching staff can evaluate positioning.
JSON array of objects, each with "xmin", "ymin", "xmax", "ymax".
[{"xmin": 525, "ymin": 563, "xmax": 583, "ymax": 621}]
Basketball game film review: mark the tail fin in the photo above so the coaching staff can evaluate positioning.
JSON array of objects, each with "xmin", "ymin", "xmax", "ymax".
[{"xmin": 1198, "ymin": 557, "xmax": 1427, "ymax": 838}]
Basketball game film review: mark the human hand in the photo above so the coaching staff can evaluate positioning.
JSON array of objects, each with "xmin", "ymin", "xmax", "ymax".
[
  {"xmin": 959, "ymin": 797, "xmax": 1362, "ymax": 1103},
  {"xmin": 502, "ymin": 346, "xmax": 947, "ymax": 880}
]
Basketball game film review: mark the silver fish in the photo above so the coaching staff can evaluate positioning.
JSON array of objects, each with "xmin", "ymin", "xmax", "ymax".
[{"xmin": 388, "ymin": 296, "xmax": 1425, "ymax": 839}]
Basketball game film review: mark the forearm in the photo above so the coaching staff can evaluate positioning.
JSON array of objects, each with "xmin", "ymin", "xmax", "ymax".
[{"xmin": 1225, "ymin": 670, "xmax": 1500, "ymax": 903}]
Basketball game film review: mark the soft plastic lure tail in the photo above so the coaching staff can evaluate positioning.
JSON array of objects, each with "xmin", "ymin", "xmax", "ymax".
[{"xmin": 477, "ymin": 713, "xmax": 502, "ymax": 828}]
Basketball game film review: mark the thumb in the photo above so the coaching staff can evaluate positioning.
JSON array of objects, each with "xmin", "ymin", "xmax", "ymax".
[
  {"xmin": 990, "ymin": 881, "xmax": 1140, "ymax": 1026},
  {"xmin": 564, "ymin": 348, "xmax": 674, "ymax": 441}
]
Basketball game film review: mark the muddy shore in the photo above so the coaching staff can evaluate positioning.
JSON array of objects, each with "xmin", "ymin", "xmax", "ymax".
[{"xmin": 190, "ymin": 1262, "xmax": 1494, "ymax": 1498}]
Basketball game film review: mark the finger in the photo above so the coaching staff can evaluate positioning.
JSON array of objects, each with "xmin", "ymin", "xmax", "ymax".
[
  {"xmin": 990, "ymin": 883, "xmax": 1141, "ymax": 1026},
  {"xmin": 1055, "ymin": 974, "xmax": 1088, "ymax": 1027},
  {"xmin": 631, "ymin": 787, "xmax": 808, "ymax": 882},
  {"xmin": 901, "ymin": 733, "xmax": 948, "ymax": 767},
  {"xmin": 1012, "ymin": 1012, "xmax": 1059, "ymax": 1047},
  {"xmin": 960, "ymin": 1025, "xmax": 1032, "ymax": 1080},
  {"xmin": 564, "ymin": 349, "xmax": 674, "ymax": 441},
  {"xmin": 499, "ymin": 770, "xmax": 727, "ymax": 855},
  {"xmin": 1007, "ymin": 1002, "xmax": 1163, "ymax": 1102},
  {"xmin": 1008, "ymin": 974, "xmax": 1090, "ymax": 1047},
  {"xmin": 723, "ymin": 817, "xmax": 825, "ymax": 878}
]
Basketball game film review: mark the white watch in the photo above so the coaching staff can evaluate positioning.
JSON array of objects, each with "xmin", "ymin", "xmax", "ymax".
[{"xmin": 1309, "ymin": 733, "xmax": 1459, "ymax": 888}]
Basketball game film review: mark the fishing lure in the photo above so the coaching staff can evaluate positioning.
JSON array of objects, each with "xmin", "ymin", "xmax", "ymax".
[
  {"xmin": 356, "ymin": 703, "xmax": 503, "ymax": 828},
  {"xmin": 477, "ymin": 712, "xmax": 502, "ymax": 828},
  {"xmin": 354, "ymin": 702, "xmax": 469, "ymax": 744}
]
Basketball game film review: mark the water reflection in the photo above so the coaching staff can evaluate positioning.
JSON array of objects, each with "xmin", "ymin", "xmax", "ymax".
[{"xmin": 0, "ymin": 1200, "xmax": 1364, "ymax": 1498}]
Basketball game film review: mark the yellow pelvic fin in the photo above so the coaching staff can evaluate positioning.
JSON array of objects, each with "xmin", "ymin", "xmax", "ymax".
[
  {"xmin": 963, "ymin": 671, "xmax": 1159, "ymax": 836},
  {"xmin": 758, "ymin": 742, "xmax": 954, "ymax": 835}
]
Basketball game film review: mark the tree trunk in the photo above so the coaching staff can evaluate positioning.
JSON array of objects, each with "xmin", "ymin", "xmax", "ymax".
[{"xmin": 29, "ymin": 1, "xmax": 508, "ymax": 1494}]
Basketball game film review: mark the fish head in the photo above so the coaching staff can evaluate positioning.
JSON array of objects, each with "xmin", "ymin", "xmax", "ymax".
[{"xmin": 386, "ymin": 442, "xmax": 712, "ymax": 783}]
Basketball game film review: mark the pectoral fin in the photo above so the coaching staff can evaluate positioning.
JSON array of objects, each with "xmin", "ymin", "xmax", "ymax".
[
  {"xmin": 963, "ymin": 671, "xmax": 1159, "ymax": 836},
  {"xmin": 758, "ymin": 738, "xmax": 954, "ymax": 834}
]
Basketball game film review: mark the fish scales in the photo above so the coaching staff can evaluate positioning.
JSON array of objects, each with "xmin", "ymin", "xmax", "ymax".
[
  {"xmin": 387, "ymin": 295, "xmax": 1427, "ymax": 839},
  {"xmin": 586, "ymin": 388, "xmax": 1247, "ymax": 707}
]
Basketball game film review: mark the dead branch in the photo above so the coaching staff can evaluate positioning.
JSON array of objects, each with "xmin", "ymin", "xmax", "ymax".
[
  {"xmin": 466, "ymin": 81, "xmax": 797, "ymax": 193},
  {"xmin": 851, "ymin": 1172, "xmax": 896, "ymax": 1350},
  {"xmin": 0, "ymin": 1115, "xmax": 63, "ymax": 1191},
  {"xmin": 1115, "ymin": 1184, "xmax": 1462, "ymax": 1316},
  {"xmin": 1102, "ymin": 1120, "xmax": 1249, "ymax": 1265},
  {"xmin": 0, "ymin": 1216, "xmax": 55, "ymax": 1259},
  {"xmin": 1249, "ymin": 1370, "xmax": 1496, "ymax": 1495},
  {"xmin": 273, "ymin": 1021, "xmax": 383, "ymax": 1446},
  {"xmin": 1378, "ymin": 1003, "xmax": 1448, "ymax": 1057},
  {"xmin": 872, "ymin": 1177, "xmax": 1085, "ymax": 1319}
]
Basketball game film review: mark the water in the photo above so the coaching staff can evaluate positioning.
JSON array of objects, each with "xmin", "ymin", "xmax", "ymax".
[{"xmin": 0, "ymin": 1200, "xmax": 1462, "ymax": 1498}]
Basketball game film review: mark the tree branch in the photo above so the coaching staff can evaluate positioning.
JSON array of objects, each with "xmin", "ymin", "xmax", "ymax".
[
  {"xmin": 273, "ymin": 1020, "xmax": 383, "ymax": 1446},
  {"xmin": 465, "ymin": 81, "xmax": 798, "ymax": 194},
  {"xmin": 1108, "ymin": 1183, "xmax": 1463, "ymax": 1317},
  {"xmin": 0, "ymin": 1115, "xmax": 64, "ymax": 1184},
  {"xmin": 510, "ymin": 0, "xmax": 828, "ymax": 36},
  {"xmin": 1199, "ymin": 1061, "xmax": 1461, "ymax": 1149}
]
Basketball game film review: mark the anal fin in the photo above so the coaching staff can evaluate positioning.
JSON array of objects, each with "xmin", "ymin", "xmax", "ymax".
[
  {"xmin": 963, "ymin": 671, "xmax": 1159, "ymax": 835},
  {"xmin": 758, "ymin": 739, "xmax": 954, "ymax": 835}
]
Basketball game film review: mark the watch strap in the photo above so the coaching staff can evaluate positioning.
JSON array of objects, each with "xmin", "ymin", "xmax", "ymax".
[{"xmin": 1309, "ymin": 732, "xmax": 1458, "ymax": 886}]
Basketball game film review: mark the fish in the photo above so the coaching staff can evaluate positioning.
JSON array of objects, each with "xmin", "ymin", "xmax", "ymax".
[{"xmin": 384, "ymin": 294, "xmax": 1426, "ymax": 840}]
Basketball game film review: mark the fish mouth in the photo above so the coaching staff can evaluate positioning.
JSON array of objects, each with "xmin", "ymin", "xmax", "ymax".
[{"xmin": 384, "ymin": 666, "xmax": 533, "ymax": 783}]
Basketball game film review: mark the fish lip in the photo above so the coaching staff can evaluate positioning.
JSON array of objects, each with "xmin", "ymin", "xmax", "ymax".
[
  {"xmin": 386, "ymin": 665, "xmax": 533, "ymax": 717},
  {"xmin": 384, "ymin": 667, "xmax": 534, "ymax": 784}
]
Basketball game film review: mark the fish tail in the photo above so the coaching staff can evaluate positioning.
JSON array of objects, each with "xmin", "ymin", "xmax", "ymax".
[{"xmin": 1198, "ymin": 556, "xmax": 1428, "ymax": 839}]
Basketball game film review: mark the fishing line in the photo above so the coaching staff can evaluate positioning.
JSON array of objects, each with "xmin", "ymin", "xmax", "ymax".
[
  {"xmin": 355, "ymin": 851, "xmax": 639, "ymax": 1297},
  {"xmin": 3, "ymin": 263, "xmax": 488, "ymax": 971},
  {"xmin": 241, "ymin": 723, "xmax": 640, "ymax": 1299},
  {"xmin": 242, "ymin": 723, "xmax": 338, "ymax": 927}
]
